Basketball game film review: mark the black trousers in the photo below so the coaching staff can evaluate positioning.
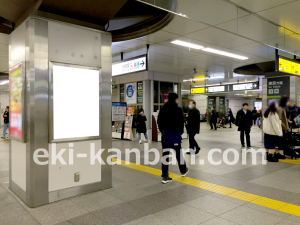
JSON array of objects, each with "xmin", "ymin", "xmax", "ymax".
[
  {"xmin": 240, "ymin": 129, "xmax": 251, "ymax": 146},
  {"xmin": 161, "ymin": 144, "xmax": 187, "ymax": 178},
  {"xmin": 210, "ymin": 119, "xmax": 217, "ymax": 130},
  {"xmin": 188, "ymin": 132, "xmax": 200, "ymax": 150}
]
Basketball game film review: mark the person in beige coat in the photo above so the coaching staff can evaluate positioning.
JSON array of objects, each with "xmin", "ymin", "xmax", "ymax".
[{"xmin": 263, "ymin": 100, "xmax": 283, "ymax": 162}]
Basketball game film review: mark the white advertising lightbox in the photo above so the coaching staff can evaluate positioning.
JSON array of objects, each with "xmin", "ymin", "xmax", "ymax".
[{"xmin": 52, "ymin": 64, "xmax": 100, "ymax": 141}]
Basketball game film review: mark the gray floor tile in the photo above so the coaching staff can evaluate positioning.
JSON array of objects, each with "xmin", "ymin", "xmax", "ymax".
[
  {"xmin": 276, "ymin": 219, "xmax": 300, "ymax": 225},
  {"xmin": 123, "ymin": 215, "xmax": 172, "ymax": 225},
  {"xmin": 200, "ymin": 217, "xmax": 238, "ymax": 225},
  {"xmin": 220, "ymin": 205, "xmax": 285, "ymax": 225},
  {"xmin": 30, "ymin": 200, "xmax": 88, "ymax": 225},
  {"xmin": 0, "ymin": 214, "xmax": 40, "ymax": 225},
  {"xmin": 92, "ymin": 202, "xmax": 148, "ymax": 225},
  {"xmin": 0, "ymin": 202, "xmax": 29, "ymax": 221},
  {"xmin": 66, "ymin": 213, "xmax": 107, "ymax": 225},
  {"xmin": 155, "ymin": 204, "xmax": 215, "ymax": 225},
  {"xmin": 70, "ymin": 191, "xmax": 123, "ymax": 212},
  {"xmin": 0, "ymin": 192, "xmax": 18, "ymax": 207},
  {"xmin": 244, "ymin": 203, "xmax": 290, "ymax": 219},
  {"xmin": 185, "ymin": 195, "xmax": 240, "ymax": 216}
]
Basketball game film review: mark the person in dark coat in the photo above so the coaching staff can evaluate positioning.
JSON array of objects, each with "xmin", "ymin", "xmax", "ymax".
[
  {"xmin": 2, "ymin": 106, "xmax": 9, "ymax": 139},
  {"xmin": 186, "ymin": 100, "xmax": 201, "ymax": 154},
  {"xmin": 251, "ymin": 107, "xmax": 258, "ymax": 125},
  {"xmin": 236, "ymin": 103, "xmax": 253, "ymax": 148},
  {"xmin": 227, "ymin": 108, "xmax": 235, "ymax": 128},
  {"xmin": 137, "ymin": 108, "xmax": 150, "ymax": 144},
  {"xmin": 157, "ymin": 93, "xmax": 188, "ymax": 184},
  {"xmin": 210, "ymin": 106, "xmax": 217, "ymax": 130},
  {"xmin": 285, "ymin": 100, "xmax": 300, "ymax": 129}
]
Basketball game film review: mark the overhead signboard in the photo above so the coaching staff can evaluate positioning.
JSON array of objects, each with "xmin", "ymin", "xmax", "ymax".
[
  {"xmin": 278, "ymin": 57, "xmax": 300, "ymax": 75},
  {"xmin": 233, "ymin": 82, "xmax": 259, "ymax": 91},
  {"xmin": 112, "ymin": 55, "xmax": 147, "ymax": 76},
  {"xmin": 191, "ymin": 87, "xmax": 205, "ymax": 94},
  {"xmin": 206, "ymin": 86, "xmax": 225, "ymax": 93}
]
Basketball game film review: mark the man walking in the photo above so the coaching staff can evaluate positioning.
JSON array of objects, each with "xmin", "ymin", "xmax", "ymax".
[
  {"xmin": 186, "ymin": 100, "xmax": 201, "ymax": 154},
  {"xmin": 158, "ymin": 93, "xmax": 189, "ymax": 184},
  {"xmin": 210, "ymin": 106, "xmax": 217, "ymax": 130},
  {"xmin": 236, "ymin": 103, "xmax": 252, "ymax": 148}
]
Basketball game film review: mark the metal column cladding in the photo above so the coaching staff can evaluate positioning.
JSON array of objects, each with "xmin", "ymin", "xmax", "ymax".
[
  {"xmin": 26, "ymin": 18, "xmax": 49, "ymax": 207},
  {"xmin": 9, "ymin": 17, "xmax": 113, "ymax": 208}
]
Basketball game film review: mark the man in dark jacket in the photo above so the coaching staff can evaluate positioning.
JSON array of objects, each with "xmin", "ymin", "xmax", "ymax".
[
  {"xmin": 157, "ymin": 93, "xmax": 188, "ymax": 184},
  {"xmin": 236, "ymin": 103, "xmax": 253, "ymax": 148},
  {"xmin": 186, "ymin": 100, "xmax": 201, "ymax": 154},
  {"xmin": 210, "ymin": 106, "xmax": 217, "ymax": 130},
  {"xmin": 286, "ymin": 100, "xmax": 300, "ymax": 128}
]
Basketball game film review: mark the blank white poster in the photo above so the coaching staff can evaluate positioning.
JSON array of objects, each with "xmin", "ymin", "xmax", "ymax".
[{"xmin": 53, "ymin": 65, "xmax": 99, "ymax": 140}]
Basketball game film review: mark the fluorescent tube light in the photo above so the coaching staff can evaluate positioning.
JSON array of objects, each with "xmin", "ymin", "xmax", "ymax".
[
  {"xmin": 171, "ymin": 40, "xmax": 204, "ymax": 50},
  {"xmin": 0, "ymin": 80, "xmax": 9, "ymax": 85},
  {"xmin": 202, "ymin": 48, "xmax": 248, "ymax": 60}
]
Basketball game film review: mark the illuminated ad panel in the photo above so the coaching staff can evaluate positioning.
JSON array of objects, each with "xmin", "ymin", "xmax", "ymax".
[
  {"xmin": 191, "ymin": 87, "xmax": 205, "ymax": 94},
  {"xmin": 52, "ymin": 65, "xmax": 100, "ymax": 141},
  {"xmin": 279, "ymin": 57, "xmax": 300, "ymax": 75},
  {"xmin": 112, "ymin": 55, "xmax": 147, "ymax": 76},
  {"xmin": 9, "ymin": 64, "xmax": 23, "ymax": 140},
  {"xmin": 206, "ymin": 86, "xmax": 225, "ymax": 93}
]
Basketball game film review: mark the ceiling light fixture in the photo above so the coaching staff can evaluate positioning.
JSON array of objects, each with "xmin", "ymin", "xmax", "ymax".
[
  {"xmin": 202, "ymin": 48, "xmax": 248, "ymax": 60},
  {"xmin": 0, "ymin": 80, "xmax": 9, "ymax": 85},
  {"xmin": 183, "ymin": 76, "xmax": 224, "ymax": 82},
  {"xmin": 171, "ymin": 40, "xmax": 204, "ymax": 50}
]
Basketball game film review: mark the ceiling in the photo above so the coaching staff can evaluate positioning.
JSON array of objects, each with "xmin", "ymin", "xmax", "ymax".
[{"xmin": 112, "ymin": 0, "xmax": 300, "ymax": 97}]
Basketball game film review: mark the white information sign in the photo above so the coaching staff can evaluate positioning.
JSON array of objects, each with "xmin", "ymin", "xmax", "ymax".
[
  {"xmin": 206, "ymin": 86, "xmax": 225, "ymax": 92},
  {"xmin": 112, "ymin": 56, "xmax": 147, "ymax": 76},
  {"xmin": 126, "ymin": 83, "xmax": 137, "ymax": 104},
  {"xmin": 233, "ymin": 82, "xmax": 257, "ymax": 90}
]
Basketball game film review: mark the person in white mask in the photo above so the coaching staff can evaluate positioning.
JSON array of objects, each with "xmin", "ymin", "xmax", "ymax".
[{"xmin": 186, "ymin": 100, "xmax": 201, "ymax": 154}]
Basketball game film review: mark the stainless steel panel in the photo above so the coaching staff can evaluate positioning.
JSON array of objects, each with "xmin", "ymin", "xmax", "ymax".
[
  {"xmin": 100, "ymin": 33, "xmax": 112, "ymax": 189},
  {"xmin": 143, "ymin": 80, "xmax": 151, "ymax": 129},
  {"xmin": 290, "ymin": 76, "xmax": 299, "ymax": 106},
  {"xmin": 262, "ymin": 78, "xmax": 267, "ymax": 142},
  {"xmin": 49, "ymin": 181, "xmax": 105, "ymax": 203},
  {"xmin": 48, "ymin": 22, "xmax": 101, "ymax": 68},
  {"xmin": 9, "ymin": 23, "xmax": 26, "ymax": 68},
  {"xmin": 25, "ymin": 18, "xmax": 49, "ymax": 207}
]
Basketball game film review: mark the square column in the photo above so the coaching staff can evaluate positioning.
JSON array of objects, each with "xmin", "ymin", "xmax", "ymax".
[{"xmin": 9, "ymin": 18, "xmax": 112, "ymax": 207}]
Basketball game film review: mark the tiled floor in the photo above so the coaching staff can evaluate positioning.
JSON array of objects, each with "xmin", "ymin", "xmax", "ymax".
[{"xmin": 1, "ymin": 124, "xmax": 300, "ymax": 224}]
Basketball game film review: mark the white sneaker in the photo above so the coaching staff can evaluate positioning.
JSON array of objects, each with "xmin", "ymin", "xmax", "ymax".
[
  {"xmin": 139, "ymin": 140, "xmax": 142, "ymax": 144},
  {"xmin": 146, "ymin": 140, "xmax": 151, "ymax": 143}
]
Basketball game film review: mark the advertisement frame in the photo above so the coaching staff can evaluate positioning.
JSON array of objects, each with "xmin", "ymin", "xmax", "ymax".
[
  {"xmin": 49, "ymin": 61, "xmax": 102, "ymax": 143},
  {"xmin": 278, "ymin": 56, "xmax": 300, "ymax": 76},
  {"xmin": 9, "ymin": 62, "xmax": 26, "ymax": 143}
]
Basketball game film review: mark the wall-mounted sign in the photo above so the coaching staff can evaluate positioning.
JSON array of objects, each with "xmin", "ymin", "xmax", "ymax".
[
  {"xmin": 126, "ymin": 83, "xmax": 137, "ymax": 104},
  {"xmin": 206, "ymin": 86, "xmax": 225, "ymax": 93},
  {"xmin": 112, "ymin": 55, "xmax": 147, "ymax": 76},
  {"xmin": 191, "ymin": 87, "xmax": 205, "ymax": 94},
  {"xmin": 232, "ymin": 82, "xmax": 259, "ymax": 91},
  {"xmin": 278, "ymin": 57, "xmax": 300, "ymax": 75}
]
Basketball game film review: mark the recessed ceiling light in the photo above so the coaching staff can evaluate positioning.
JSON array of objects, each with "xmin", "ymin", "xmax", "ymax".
[
  {"xmin": 0, "ymin": 80, "xmax": 9, "ymax": 85},
  {"xmin": 171, "ymin": 40, "xmax": 204, "ymax": 50},
  {"xmin": 202, "ymin": 48, "xmax": 248, "ymax": 60}
]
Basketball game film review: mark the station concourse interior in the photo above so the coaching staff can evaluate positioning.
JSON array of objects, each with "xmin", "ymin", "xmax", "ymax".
[{"xmin": 0, "ymin": 0, "xmax": 300, "ymax": 224}]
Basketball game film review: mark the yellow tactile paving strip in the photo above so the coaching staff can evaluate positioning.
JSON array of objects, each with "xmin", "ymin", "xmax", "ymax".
[{"xmin": 113, "ymin": 158, "xmax": 300, "ymax": 217}]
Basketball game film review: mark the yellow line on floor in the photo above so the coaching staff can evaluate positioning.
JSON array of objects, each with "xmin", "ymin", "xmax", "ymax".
[
  {"xmin": 0, "ymin": 140, "xmax": 9, "ymax": 142},
  {"xmin": 112, "ymin": 158, "xmax": 300, "ymax": 217},
  {"xmin": 279, "ymin": 158, "xmax": 300, "ymax": 165}
]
